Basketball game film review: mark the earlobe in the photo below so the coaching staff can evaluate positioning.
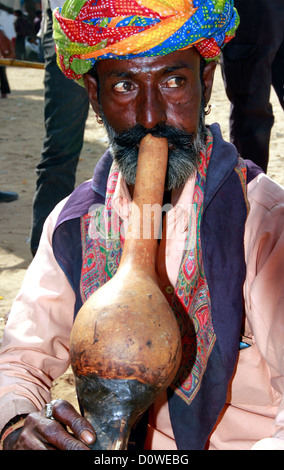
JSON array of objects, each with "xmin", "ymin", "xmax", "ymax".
[
  {"xmin": 202, "ymin": 61, "xmax": 217, "ymax": 105},
  {"xmin": 83, "ymin": 74, "xmax": 100, "ymax": 114}
]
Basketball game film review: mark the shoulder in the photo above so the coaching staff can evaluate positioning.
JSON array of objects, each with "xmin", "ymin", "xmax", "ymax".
[
  {"xmin": 246, "ymin": 173, "xmax": 284, "ymax": 257},
  {"xmin": 54, "ymin": 150, "xmax": 113, "ymax": 229},
  {"xmin": 248, "ymin": 173, "xmax": 284, "ymax": 213}
]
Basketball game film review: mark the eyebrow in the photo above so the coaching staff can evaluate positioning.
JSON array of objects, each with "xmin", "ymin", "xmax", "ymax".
[
  {"xmin": 105, "ymin": 70, "xmax": 133, "ymax": 79},
  {"xmin": 162, "ymin": 62, "xmax": 194, "ymax": 74}
]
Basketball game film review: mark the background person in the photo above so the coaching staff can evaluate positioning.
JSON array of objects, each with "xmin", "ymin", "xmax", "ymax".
[
  {"xmin": 221, "ymin": 0, "xmax": 284, "ymax": 173},
  {"xmin": 0, "ymin": 25, "xmax": 18, "ymax": 202},
  {"xmin": 29, "ymin": 0, "xmax": 89, "ymax": 256}
]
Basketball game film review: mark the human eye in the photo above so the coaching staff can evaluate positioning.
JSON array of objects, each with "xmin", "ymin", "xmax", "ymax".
[
  {"xmin": 113, "ymin": 80, "xmax": 134, "ymax": 93},
  {"xmin": 165, "ymin": 77, "xmax": 186, "ymax": 88}
]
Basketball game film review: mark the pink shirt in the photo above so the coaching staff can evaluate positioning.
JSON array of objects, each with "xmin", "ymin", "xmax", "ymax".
[{"xmin": 0, "ymin": 172, "xmax": 284, "ymax": 450}]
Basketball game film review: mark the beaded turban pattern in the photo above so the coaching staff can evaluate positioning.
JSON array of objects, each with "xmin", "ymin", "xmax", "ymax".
[{"xmin": 53, "ymin": 0, "xmax": 239, "ymax": 85}]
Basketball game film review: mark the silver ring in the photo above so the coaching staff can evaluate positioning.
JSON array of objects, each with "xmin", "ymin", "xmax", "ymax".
[{"xmin": 45, "ymin": 402, "xmax": 55, "ymax": 420}]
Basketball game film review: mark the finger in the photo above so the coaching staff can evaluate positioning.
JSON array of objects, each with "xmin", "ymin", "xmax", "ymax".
[
  {"xmin": 39, "ymin": 419, "xmax": 92, "ymax": 450},
  {"xmin": 14, "ymin": 414, "xmax": 59, "ymax": 450},
  {"xmin": 23, "ymin": 410, "xmax": 92, "ymax": 450},
  {"xmin": 51, "ymin": 399, "xmax": 96, "ymax": 446}
]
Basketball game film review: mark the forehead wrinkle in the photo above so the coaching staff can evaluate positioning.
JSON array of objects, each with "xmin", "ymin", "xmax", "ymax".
[{"xmin": 103, "ymin": 61, "xmax": 196, "ymax": 80}]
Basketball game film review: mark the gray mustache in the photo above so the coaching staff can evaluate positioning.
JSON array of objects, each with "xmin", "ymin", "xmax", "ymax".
[{"xmin": 113, "ymin": 123, "xmax": 196, "ymax": 150}]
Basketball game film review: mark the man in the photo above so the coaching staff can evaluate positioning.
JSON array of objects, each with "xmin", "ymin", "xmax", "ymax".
[
  {"xmin": 0, "ymin": 21, "xmax": 18, "ymax": 202},
  {"xmin": 0, "ymin": 0, "xmax": 284, "ymax": 450},
  {"xmin": 13, "ymin": 9, "xmax": 33, "ymax": 59},
  {"xmin": 30, "ymin": 0, "xmax": 89, "ymax": 256}
]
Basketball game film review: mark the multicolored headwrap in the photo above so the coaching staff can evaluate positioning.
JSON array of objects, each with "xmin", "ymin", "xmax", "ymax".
[{"xmin": 53, "ymin": 0, "xmax": 239, "ymax": 85}]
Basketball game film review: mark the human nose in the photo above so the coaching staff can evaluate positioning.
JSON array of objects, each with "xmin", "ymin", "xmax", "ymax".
[{"xmin": 136, "ymin": 86, "xmax": 167, "ymax": 129}]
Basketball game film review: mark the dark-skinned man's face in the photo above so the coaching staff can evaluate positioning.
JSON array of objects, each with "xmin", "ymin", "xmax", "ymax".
[{"xmin": 83, "ymin": 48, "xmax": 216, "ymax": 190}]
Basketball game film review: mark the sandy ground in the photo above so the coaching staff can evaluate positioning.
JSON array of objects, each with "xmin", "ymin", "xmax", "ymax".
[{"xmin": 0, "ymin": 63, "xmax": 283, "ymax": 404}]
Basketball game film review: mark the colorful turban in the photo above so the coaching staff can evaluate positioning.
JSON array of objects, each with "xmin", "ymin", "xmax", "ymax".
[{"xmin": 53, "ymin": 0, "xmax": 239, "ymax": 84}]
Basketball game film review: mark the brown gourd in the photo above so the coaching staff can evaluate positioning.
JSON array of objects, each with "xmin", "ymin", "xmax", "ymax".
[{"xmin": 70, "ymin": 134, "xmax": 182, "ymax": 450}]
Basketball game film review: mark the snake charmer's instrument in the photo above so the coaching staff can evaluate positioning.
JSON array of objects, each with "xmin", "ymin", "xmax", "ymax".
[{"xmin": 70, "ymin": 134, "xmax": 182, "ymax": 450}]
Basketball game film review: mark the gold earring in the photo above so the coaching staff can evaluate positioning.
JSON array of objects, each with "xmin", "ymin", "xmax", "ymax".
[
  {"xmin": 96, "ymin": 114, "xmax": 103, "ymax": 124},
  {"xmin": 205, "ymin": 104, "xmax": 212, "ymax": 116}
]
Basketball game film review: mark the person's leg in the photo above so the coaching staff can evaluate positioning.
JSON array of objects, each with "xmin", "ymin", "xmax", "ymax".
[
  {"xmin": 222, "ymin": 46, "xmax": 274, "ymax": 173},
  {"xmin": 30, "ymin": 9, "xmax": 89, "ymax": 255},
  {"xmin": 271, "ymin": 37, "xmax": 284, "ymax": 111},
  {"xmin": 221, "ymin": 0, "xmax": 284, "ymax": 173},
  {"xmin": 15, "ymin": 36, "xmax": 26, "ymax": 60},
  {"xmin": 0, "ymin": 66, "xmax": 10, "ymax": 96}
]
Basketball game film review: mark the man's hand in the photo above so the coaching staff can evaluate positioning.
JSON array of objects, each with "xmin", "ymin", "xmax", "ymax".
[
  {"xmin": 3, "ymin": 400, "xmax": 96, "ymax": 450},
  {"xmin": 0, "ymin": 30, "xmax": 15, "ymax": 58}
]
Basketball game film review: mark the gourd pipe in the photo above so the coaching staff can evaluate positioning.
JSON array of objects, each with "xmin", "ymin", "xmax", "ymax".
[{"xmin": 70, "ymin": 134, "xmax": 182, "ymax": 450}]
